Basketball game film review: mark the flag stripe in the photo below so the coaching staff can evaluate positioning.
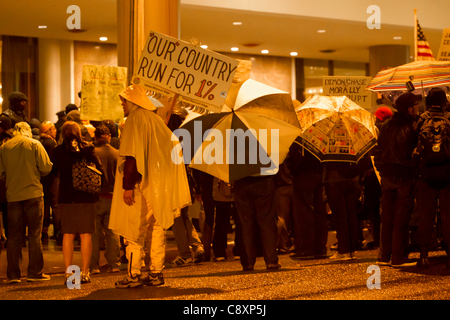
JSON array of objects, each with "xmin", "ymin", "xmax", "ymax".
[{"xmin": 416, "ymin": 19, "xmax": 435, "ymax": 61}]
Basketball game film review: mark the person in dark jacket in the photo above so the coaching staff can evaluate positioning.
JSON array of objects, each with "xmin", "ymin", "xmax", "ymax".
[
  {"xmin": 374, "ymin": 92, "xmax": 421, "ymax": 267},
  {"xmin": 53, "ymin": 121, "xmax": 104, "ymax": 284},
  {"xmin": 414, "ymin": 88, "xmax": 450, "ymax": 269},
  {"xmin": 1, "ymin": 92, "xmax": 29, "ymax": 126},
  {"xmin": 39, "ymin": 121, "xmax": 60, "ymax": 242},
  {"xmin": 90, "ymin": 124, "xmax": 120, "ymax": 274},
  {"xmin": 288, "ymin": 143, "xmax": 328, "ymax": 259}
]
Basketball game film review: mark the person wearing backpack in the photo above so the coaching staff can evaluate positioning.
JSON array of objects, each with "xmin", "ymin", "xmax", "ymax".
[
  {"xmin": 374, "ymin": 92, "xmax": 421, "ymax": 267},
  {"xmin": 415, "ymin": 88, "xmax": 450, "ymax": 269}
]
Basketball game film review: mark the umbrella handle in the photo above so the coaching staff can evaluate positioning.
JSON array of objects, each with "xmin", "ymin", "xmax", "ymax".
[{"xmin": 165, "ymin": 93, "xmax": 179, "ymax": 125}]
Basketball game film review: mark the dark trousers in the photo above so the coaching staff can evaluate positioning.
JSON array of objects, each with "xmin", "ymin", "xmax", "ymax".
[
  {"xmin": 292, "ymin": 172, "xmax": 328, "ymax": 255},
  {"xmin": 416, "ymin": 178, "xmax": 450, "ymax": 246},
  {"xmin": 325, "ymin": 179, "xmax": 360, "ymax": 254},
  {"xmin": 213, "ymin": 201, "xmax": 234, "ymax": 258},
  {"xmin": 43, "ymin": 176, "xmax": 59, "ymax": 235},
  {"xmin": 193, "ymin": 170, "xmax": 214, "ymax": 259},
  {"xmin": 7, "ymin": 197, "xmax": 44, "ymax": 280},
  {"xmin": 275, "ymin": 184, "xmax": 294, "ymax": 252},
  {"xmin": 379, "ymin": 176, "xmax": 415, "ymax": 264},
  {"xmin": 234, "ymin": 176, "xmax": 278, "ymax": 268}
]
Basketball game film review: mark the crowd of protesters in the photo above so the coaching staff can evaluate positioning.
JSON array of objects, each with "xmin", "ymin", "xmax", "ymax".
[{"xmin": 0, "ymin": 86, "xmax": 449, "ymax": 287}]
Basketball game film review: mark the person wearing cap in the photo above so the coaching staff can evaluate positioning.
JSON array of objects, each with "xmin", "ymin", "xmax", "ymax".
[
  {"xmin": 374, "ymin": 91, "xmax": 421, "ymax": 268},
  {"xmin": 414, "ymin": 87, "xmax": 450, "ymax": 269},
  {"xmin": 0, "ymin": 122, "xmax": 53, "ymax": 283},
  {"xmin": 1, "ymin": 92, "xmax": 29, "ymax": 126},
  {"xmin": 55, "ymin": 110, "xmax": 67, "ymax": 142},
  {"xmin": 89, "ymin": 124, "xmax": 121, "ymax": 275},
  {"xmin": 109, "ymin": 84, "xmax": 191, "ymax": 288}
]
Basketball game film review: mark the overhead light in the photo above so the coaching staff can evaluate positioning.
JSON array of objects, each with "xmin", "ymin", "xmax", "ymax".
[
  {"xmin": 317, "ymin": 30, "xmax": 326, "ymax": 33},
  {"xmin": 38, "ymin": 25, "xmax": 47, "ymax": 29},
  {"xmin": 393, "ymin": 36, "xmax": 402, "ymax": 40},
  {"xmin": 233, "ymin": 22, "xmax": 242, "ymax": 25},
  {"xmin": 200, "ymin": 45, "xmax": 208, "ymax": 49},
  {"xmin": 261, "ymin": 50, "xmax": 269, "ymax": 54},
  {"xmin": 231, "ymin": 47, "xmax": 239, "ymax": 52},
  {"xmin": 99, "ymin": 37, "xmax": 108, "ymax": 41},
  {"xmin": 290, "ymin": 52, "xmax": 298, "ymax": 56}
]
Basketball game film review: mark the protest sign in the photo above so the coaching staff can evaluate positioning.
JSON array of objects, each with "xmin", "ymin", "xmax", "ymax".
[
  {"xmin": 81, "ymin": 65, "xmax": 127, "ymax": 122},
  {"xmin": 132, "ymin": 31, "xmax": 239, "ymax": 113},
  {"xmin": 323, "ymin": 76, "xmax": 372, "ymax": 110},
  {"xmin": 437, "ymin": 29, "xmax": 450, "ymax": 61}
]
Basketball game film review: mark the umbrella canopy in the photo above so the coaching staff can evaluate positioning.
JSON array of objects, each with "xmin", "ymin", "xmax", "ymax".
[
  {"xmin": 366, "ymin": 60, "xmax": 450, "ymax": 92},
  {"xmin": 177, "ymin": 79, "xmax": 301, "ymax": 183},
  {"xmin": 295, "ymin": 95, "xmax": 377, "ymax": 163}
]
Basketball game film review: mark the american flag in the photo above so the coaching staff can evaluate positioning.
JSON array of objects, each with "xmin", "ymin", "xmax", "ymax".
[{"xmin": 417, "ymin": 21, "xmax": 435, "ymax": 61}]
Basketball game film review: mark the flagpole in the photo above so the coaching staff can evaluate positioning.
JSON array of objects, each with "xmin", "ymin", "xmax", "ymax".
[{"xmin": 414, "ymin": 9, "xmax": 418, "ymax": 61}]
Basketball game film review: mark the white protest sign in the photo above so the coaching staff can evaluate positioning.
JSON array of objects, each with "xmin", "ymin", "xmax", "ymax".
[
  {"xmin": 437, "ymin": 29, "xmax": 450, "ymax": 61},
  {"xmin": 81, "ymin": 65, "xmax": 127, "ymax": 122},
  {"xmin": 132, "ymin": 31, "xmax": 239, "ymax": 113},
  {"xmin": 323, "ymin": 76, "xmax": 372, "ymax": 110}
]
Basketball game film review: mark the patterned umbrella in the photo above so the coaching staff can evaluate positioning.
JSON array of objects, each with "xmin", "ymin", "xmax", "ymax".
[
  {"xmin": 366, "ymin": 60, "xmax": 450, "ymax": 92},
  {"xmin": 178, "ymin": 79, "xmax": 301, "ymax": 182},
  {"xmin": 295, "ymin": 95, "xmax": 377, "ymax": 163}
]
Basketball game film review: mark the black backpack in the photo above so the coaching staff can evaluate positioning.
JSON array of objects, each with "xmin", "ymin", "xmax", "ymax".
[{"xmin": 417, "ymin": 111, "xmax": 450, "ymax": 167}]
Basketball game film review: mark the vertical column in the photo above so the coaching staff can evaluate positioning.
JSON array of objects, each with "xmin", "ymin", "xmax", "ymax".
[
  {"xmin": 369, "ymin": 45, "xmax": 410, "ymax": 77},
  {"xmin": 38, "ymin": 38, "xmax": 61, "ymax": 122},
  {"xmin": 117, "ymin": 0, "xmax": 179, "ymax": 84},
  {"xmin": 59, "ymin": 40, "xmax": 75, "ymax": 110},
  {"xmin": 294, "ymin": 58, "xmax": 305, "ymax": 103},
  {"xmin": 368, "ymin": 45, "xmax": 410, "ymax": 110}
]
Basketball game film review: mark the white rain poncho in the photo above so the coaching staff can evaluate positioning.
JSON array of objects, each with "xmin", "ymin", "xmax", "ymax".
[{"xmin": 109, "ymin": 106, "xmax": 191, "ymax": 241}]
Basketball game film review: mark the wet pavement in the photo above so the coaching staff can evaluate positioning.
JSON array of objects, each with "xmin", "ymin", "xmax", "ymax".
[{"xmin": 1, "ymin": 230, "xmax": 450, "ymax": 301}]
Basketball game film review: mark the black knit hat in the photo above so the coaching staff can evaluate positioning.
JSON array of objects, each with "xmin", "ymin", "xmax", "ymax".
[{"xmin": 426, "ymin": 88, "xmax": 448, "ymax": 107}]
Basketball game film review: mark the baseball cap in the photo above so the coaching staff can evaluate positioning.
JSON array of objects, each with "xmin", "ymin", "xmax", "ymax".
[
  {"xmin": 65, "ymin": 103, "xmax": 78, "ymax": 114},
  {"xmin": 94, "ymin": 125, "xmax": 111, "ymax": 139},
  {"xmin": 8, "ymin": 92, "xmax": 28, "ymax": 104},
  {"xmin": 394, "ymin": 92, "xmax": 422, "ymax": 114}
]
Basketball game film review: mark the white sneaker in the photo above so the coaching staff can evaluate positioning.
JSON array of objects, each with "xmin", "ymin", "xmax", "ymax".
[
  {"xmin": 27, "ymin": 273, "xmax": 51, "ymax": 282},
  {"xmin": 330, "ymin": 252, "xmax": 355, "ymax": 261}
]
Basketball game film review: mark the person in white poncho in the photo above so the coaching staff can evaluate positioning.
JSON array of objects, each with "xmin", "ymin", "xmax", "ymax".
[{"xmin": 110, "ymin": 85, "xmax": 191, "ymax": 288}]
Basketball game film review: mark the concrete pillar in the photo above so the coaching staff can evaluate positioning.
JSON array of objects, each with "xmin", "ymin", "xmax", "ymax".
[
  {"xmin": 369, "ymin": 45, "xmax": 410, "ymax": 77},
  {"xmin": 368, "ymin": 45, "xmax": 410, "ymax": 111},
  {"xmin": 117, "ymin": 0, "xmax": 179, "ymax": 84},
  {"xmin": 59, "ymin": 40, "xmax": 75, "ymax": 111},
  {"xmin": 38, "ymin": 38, "xmax": 61, "ymax": 123},
  {"xmin": 38, "ymin": 39, "xmax": 74, "ymax": 123}
]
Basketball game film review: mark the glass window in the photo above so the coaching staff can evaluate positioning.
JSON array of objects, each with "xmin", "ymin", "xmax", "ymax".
[
  {"xmin": 333, "ymin": 60, "xmax": 366, "ymax": 76},
  {"xmin": 303, "ymin": 59, "xmax": 329, "ymax": 100}
]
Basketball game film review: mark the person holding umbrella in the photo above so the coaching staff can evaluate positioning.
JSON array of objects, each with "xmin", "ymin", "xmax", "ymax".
[{"xmin": 374, "ymin": 92, "xmax": 421, "ymax": 267}]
